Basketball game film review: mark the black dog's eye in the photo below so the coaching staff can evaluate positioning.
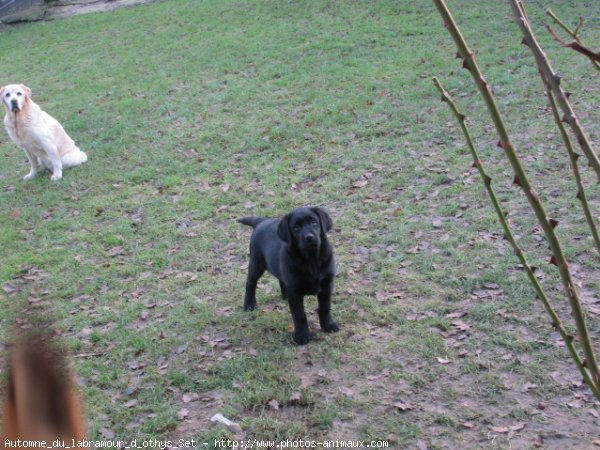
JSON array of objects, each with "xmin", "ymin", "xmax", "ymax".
[{"xmin": 293, "ymin": 225, "xmax": 301, "ymax": 232}]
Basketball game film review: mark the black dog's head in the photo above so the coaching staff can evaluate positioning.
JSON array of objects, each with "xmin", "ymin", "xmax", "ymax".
[{"xmin": 278, "ymin": 206, "xmax": 333, "ymax": 253}]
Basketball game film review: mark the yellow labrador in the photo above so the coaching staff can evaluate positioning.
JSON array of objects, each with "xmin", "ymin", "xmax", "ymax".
[{"xmin": 1, "ymin": 84, "xmax": 87, "ymax": 181}]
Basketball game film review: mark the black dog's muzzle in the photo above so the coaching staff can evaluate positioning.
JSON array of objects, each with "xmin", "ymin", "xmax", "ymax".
[{"xmin": 302, "ymin": 233, "xmax": 319, "ymax": 250}]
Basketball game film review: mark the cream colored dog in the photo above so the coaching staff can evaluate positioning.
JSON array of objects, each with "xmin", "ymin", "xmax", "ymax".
[{"xmin": 1, "ymin": 84, "xmax": 87, "ymax": 181}]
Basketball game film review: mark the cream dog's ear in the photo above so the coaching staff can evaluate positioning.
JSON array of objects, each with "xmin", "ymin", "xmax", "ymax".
[
  {"xmin": 20, "ymin": 84, "xmax": 32, "ymax": 98},
  {"xmin": 0, "ymin": 86, "xmax": 5, "ymax": 98}
]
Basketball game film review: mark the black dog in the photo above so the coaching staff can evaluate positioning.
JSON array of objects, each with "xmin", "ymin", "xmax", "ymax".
[{"xmin": 239, "ymin": 206, "xmax": 339, "ymax": 345}]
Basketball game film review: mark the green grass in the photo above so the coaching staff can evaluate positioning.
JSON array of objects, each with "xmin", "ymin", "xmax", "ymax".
[{"xmin": 1, "ymin": 0, "xmax": 600, "ymax": 447}]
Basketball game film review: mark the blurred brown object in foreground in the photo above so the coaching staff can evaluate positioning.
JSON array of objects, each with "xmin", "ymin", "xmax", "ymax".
[{"xmin": 1, "ymin": 334, "xmax": 88, "ymax": 444}]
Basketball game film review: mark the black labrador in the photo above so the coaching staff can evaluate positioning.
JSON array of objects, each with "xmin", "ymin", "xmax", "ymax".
[{"xmin": 239, "ymin": 206, "xmax": 339, "ymax": 345}]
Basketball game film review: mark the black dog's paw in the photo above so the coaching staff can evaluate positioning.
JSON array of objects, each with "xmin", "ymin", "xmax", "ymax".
[
  {"xmin": 243, "ymin": 302, "xmax": 257, "ymax": 311},
  {"xmin": 292, "ymin": 329, "xmax": 310, "ymax": 345},
  {"xmin": 321, "ymin": 320, "xmax": 340, "ymax": 333}
]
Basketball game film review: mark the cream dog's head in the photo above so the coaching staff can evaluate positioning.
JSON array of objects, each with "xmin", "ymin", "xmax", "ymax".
[{"xmin": 0, "ymin": 84, "xmax": 32, "ymax": 114}]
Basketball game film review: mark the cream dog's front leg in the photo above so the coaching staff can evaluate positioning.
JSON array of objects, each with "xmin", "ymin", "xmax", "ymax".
[{"xmin": 22, "ymin": 148, "xmax": 40, "ymax": 180}]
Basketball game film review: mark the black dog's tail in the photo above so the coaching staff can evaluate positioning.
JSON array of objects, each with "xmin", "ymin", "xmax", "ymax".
[{"xmin": 238, "ymin": 216, "xmax": 269, "ymax": 229}]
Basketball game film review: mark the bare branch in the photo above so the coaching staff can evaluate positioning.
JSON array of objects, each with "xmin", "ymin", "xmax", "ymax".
[
  {"xmin": 544, "ymin": 87, "xmax": 600, "ymax": 256},
  {"xmin": 432, "ymin": 0, "xmax": 600, "ymax": 397},
  {"xmin": 433, "ymin": 77, "xmax": 599, "ymax": 397},
  {"xmin": 566, "ymin": 41, "xmax": 600, "ymax": 63},
  {"xmin": 546, "ymin": 8, "xmax": 600, "ymax": 71},
  {"xmin": 510, "ymin": 0, "xmax": 600, "ymax": 392},
  {"xmin": 512, "ymin": 2, "xmax": 600, "ymax": 181},
  {"xmin": 543, "ymin": 22, "xmax": 567, "ymax": 46}
]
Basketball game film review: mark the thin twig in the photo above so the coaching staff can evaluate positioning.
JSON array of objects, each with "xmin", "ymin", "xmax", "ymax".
[
  {"xmin": 546, "ymin": 8, "xmax": 600, "ymax": 72},
  {"xmin": 544, "ymin": 87, "xmax": 600, "ymax": 256},
  {"xmin": 513, "ymin": 3, "xmax": 600, "ymax": 181},
  {"xmin": 546, "ymin": 9, "xmax": 579, "ymax": 40},
  {"xmin": 543, "ymin": 22, "xmax": 567, "ymax": 46},
  {"xmin": 573, "ymin": 17, "xmax": 584, "ymax": 40}
]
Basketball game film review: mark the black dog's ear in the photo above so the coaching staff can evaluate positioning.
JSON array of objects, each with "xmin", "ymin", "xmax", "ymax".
[
  {"xmin": 277, "ymin": 214, "xmax": 292, "ymax": 243},
  {"xmin": 312, "ymin": 207, "xmax": 332, "ymax": 235}
]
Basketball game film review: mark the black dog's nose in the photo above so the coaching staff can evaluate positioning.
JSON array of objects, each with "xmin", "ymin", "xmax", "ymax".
[{"xmin": 305, "ymin": 234, "xmax": 316, "ymax": 242}]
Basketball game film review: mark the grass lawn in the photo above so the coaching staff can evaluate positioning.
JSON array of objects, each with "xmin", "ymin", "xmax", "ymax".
[{"xmin": 1, "ymin": 0, "xmax": 599, "ymax": 448}]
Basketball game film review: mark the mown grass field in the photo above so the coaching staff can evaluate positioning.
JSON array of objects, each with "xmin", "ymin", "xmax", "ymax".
[{"xmin": 1, "ymin": 0, "xmax": 599, "ymax": 448}]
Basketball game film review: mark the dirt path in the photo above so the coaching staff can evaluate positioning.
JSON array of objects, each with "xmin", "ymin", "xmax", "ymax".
[
  {"xmin": 44, "ymin": 0, "xmax": 161, "ymax": 20},
  {"xmin": 0, "ymin": 0, "xmax": 160, "ymax": 23}
]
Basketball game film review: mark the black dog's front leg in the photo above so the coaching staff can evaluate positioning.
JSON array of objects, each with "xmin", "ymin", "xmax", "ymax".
[
  {"xmin": 317, "ymin": 283, "xmax": 339, "ymax": 333},
  {"xmin": 288, "ymin": 295, "xmax": 310, "ymax": 345}
]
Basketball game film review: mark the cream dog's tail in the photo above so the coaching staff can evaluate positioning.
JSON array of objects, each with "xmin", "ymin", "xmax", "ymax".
[{"xmin": 62, "ymin": 148, "xmax": 87, "ymax": 168}]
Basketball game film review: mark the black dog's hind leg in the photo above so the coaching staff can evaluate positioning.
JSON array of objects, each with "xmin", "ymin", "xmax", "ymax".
[
  {"xmin": 279, "ymin": 280, "xmax": 288, "ymax": 300},
  {"xmin": 317, "ymin": 282, "xmax": 339, "ymax": 333},
  {"xmin": 244, "ymin": 257, "xmax": 265, "ymax": 311},
  {"xmin": 288, "ymin": 295, "xmax": 310, "ymax": 345}
]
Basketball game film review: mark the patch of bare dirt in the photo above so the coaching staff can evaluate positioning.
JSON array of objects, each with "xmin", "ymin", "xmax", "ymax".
[
  {"xmin": 166, "ymin": 295, "xmax": 600, "ymax": 448},
  {"xmin": 170, "ymin": 389, "xmax": 227, "ymax": 442},
  {"xmin": 44, "ymin": 0, "xmax": 161, "ymax": 20}
]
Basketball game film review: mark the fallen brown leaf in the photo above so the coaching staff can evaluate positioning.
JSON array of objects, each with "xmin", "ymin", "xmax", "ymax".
[
  {"xmin": 300, "ymin": 375, "xmax": 313, "ymax": 389},
  {"xmin": 510, "ymin": 422, "xmax": 527, "ymax": 432},
  {"xmin": 173, "ymin": 344, "xmax": 188, "ymax": 355},
  {"xmin": 106, "ymin": 246, "xmax": 124, "ymax": 257},
  {"xmin": 451, "ymin": 320, "xmax": 471, "ymax": 332},
  {"xmin": 177, "ymin": 408, "xmax": 189, "ymax": 420},
  {"xmin": 394, "ymin": 401, "xmax": 416, "ymax": 412},
  {"xmin": 182, "ymin": 392, "xmax": 199, "ymax": 403},
  {"xmin": 123, "ymin": 399, "xmax": 137, "ymax": 408},
  {"xmin": 1, "ymin": 283, "xmax": 18, "ymax": 295},
  {"xmin": 521, "ymin": 382, "xmax": 537, "ymax": 393},
  {"xmin": 339, "ymin": 386, "xmax": 354, "ymax": 397},
  {"xmin": 100, "ymin": 428, "xmax": 115, "ymax": 439},
  {"xmin": 76, "ymin": 328, "xmax": 93, "ymax": 339}
]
